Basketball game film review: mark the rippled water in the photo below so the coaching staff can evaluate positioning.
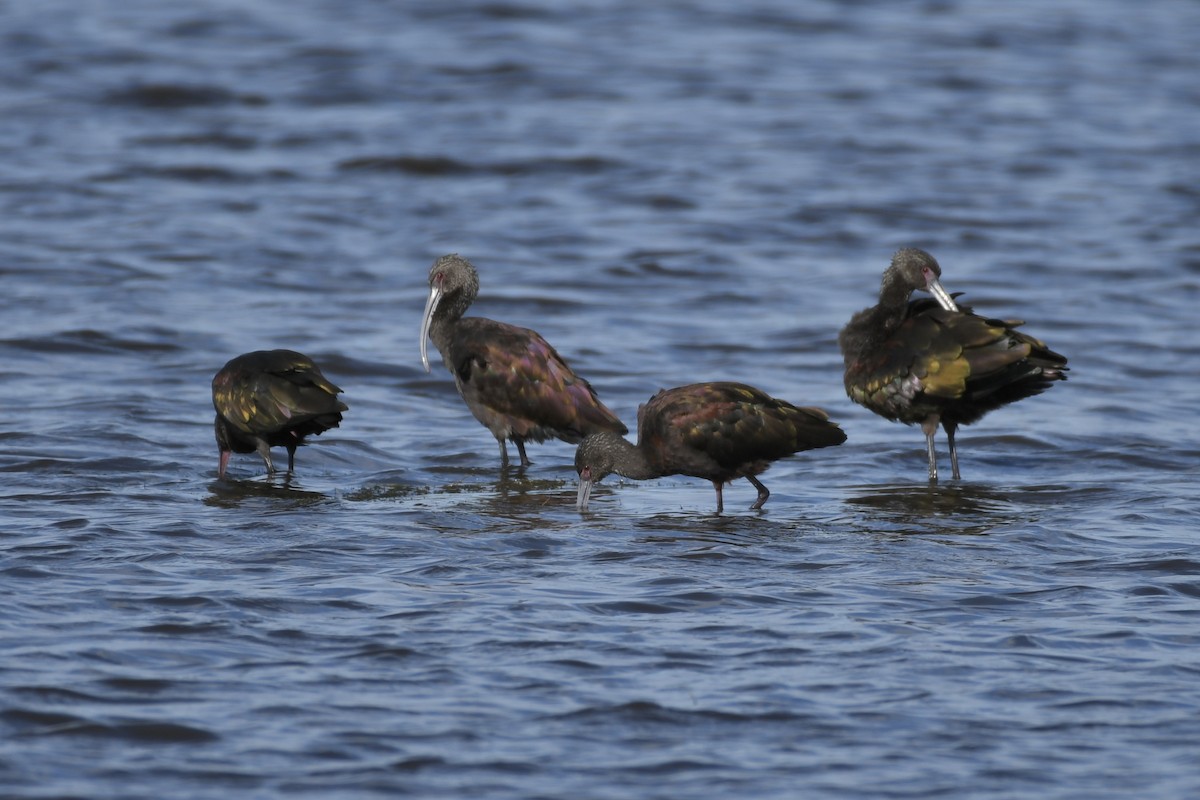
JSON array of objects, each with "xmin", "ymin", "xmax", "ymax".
[{"xmin": 3, "ymin": 0, "xmax": 1199, "ymax": 797}]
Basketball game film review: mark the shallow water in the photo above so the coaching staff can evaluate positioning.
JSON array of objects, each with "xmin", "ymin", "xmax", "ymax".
[{"xmin": 2, "ymin": 0, "xmax": 1199, "ymax": 797}]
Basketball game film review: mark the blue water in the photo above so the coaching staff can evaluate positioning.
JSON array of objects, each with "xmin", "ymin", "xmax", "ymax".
[{"xmin": 3, "ymin": 1, "xmax": 1199, "ymax": 797}]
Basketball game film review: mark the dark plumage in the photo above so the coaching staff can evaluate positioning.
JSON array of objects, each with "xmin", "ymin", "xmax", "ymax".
[
  {"xmin": 212, "ymin": 349, "xmax": 347, "ymax": 478},
  {"xmin": 838, "ymin": 248, "xmax": 1068, "ymax": 482},
  {"xmin": 574, "ymin": 382, "xmax": 847, "ymax": 513},
  {"xmin": 419, "ymin": 254, "xmax": 627, "ymax": 467}
]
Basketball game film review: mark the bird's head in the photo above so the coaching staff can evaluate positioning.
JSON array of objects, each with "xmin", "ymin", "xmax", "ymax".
[
  {"xmin": 890, "ymin": 247, "xmax": 959, "ymax": 312},
  {"xmin": 420, "ymin": 254, "xmax": 480, "ymax": 372},
  {"xmin": 574, "ymin": 432, "xmax": 622, "ymax": 510},
  {"xmin": 213, "ymin": 414, "xmax": 233, "ymax": 478}
]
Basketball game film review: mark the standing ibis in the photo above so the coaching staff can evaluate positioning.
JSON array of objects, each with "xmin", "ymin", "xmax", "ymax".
[
  {"xmin": 419, "ymin": 254, "xmax": 627, "ymax": 467},
  {"xmin": 212, "ymin": 349, "xmax": 347, "ymax": 478},
  {"xmin": 838, "ymin": 248, "xmax": 1068, "ymax": 482},
  {"xmin": 574, "ymin": 381, "xmax": 846, "ymax": 513}
]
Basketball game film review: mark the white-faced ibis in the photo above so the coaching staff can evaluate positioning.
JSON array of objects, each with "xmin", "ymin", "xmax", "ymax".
[
  {"xmin": 212, "ymin": 349, "xmax": 348, "ymax": 478},
  {"xmin": 574, "ymin": 381, "xmax": 847, "ymax": 513},
  {"xmin": 838, "ymin": 248, "xmax": 1068, "ymax": 482},
  {"xmin": 419, "ymin": 254, "xmax": 627, "ymax": 467}
]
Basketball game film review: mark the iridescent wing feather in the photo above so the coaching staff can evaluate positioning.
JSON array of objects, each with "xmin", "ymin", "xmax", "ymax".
[{"xmin": 449, "ymin": 319, "xmax": 626, "ymax": 441}]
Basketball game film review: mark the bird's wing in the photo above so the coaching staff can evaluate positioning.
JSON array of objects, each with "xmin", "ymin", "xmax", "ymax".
[
  {"xmin": 642, "ymin": 383, "xmax": 840, "ymax": 471},
  {"xmin": 451, "ymin": 319, "xmax": 626, "ymax": 439},
  {"xmin": 847, "ymin": 303, "xmax": 1056, "ymax": 406},
  {"xmin": 214, "ymin": 354, "xmax": 345, "ymax": 437}
]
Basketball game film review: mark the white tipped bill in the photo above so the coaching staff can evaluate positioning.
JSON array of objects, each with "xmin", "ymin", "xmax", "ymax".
[
  {"xmin": 927, "ymin": 277, "xmax": 960, "ymax": 312},
  {"xmin": 419, "ymin": 283, "xmax": 442, "ymax": 373},
  {"xmin": 576, "ymin": 477, "xmax": 594, "ymax": 511}
]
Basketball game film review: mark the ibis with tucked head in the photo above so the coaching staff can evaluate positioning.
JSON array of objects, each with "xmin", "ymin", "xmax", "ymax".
[
  {"xmin": 212, "ymin": 349, "xmax": 347, "ymax": 478},
  {"xmin": 838, "ymin": 248, "xmax": 1068, "ymax": 482}
]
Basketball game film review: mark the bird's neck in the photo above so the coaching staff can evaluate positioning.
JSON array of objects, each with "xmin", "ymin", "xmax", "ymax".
[
  {"xmin": 840, "ymin": 281, "xmax": 913, "ymax": 368},
  {"xmin": 606, "ymin": 437, "xmax": 661, "ymax": 481},
  {"xmin": 879, "ymin": 271, "xmax": 916, "ymax": 314},
  {"xmin": 427, "ymin": 316, "xmax": 454, "ymax": 361},
  {"xmin": 868, "ymin": 275, "xmax": 915, "ymax": 336},
  {"xmin": 428, "ymin": 289, "xmax": 474, "ymax": 355}
]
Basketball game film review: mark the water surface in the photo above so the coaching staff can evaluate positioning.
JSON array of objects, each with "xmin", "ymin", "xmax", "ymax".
[{"xmin": 2, "ymin": 1, "xmax": 1199, "ymax": 797}]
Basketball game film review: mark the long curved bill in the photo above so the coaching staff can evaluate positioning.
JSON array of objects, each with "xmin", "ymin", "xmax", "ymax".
[
  {"xmin": 419, "ymin": 284, "xmax": 443, "ymax": 373},
  {"xmin": 926, "ymin": 277, "xmax": 960, "ymax": 313},
  {"xmin": 576, "ymin": 476, "xmax": 594, "ymax": 511}
]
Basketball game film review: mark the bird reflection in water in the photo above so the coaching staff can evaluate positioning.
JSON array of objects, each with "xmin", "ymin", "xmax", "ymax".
[{"xmin": 844, "ymin": 483, "xmax": 1021, "ymax": 536}]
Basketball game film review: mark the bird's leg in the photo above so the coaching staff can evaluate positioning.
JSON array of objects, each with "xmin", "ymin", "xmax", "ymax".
[
  {"xmin": 498, "ymin": 439, "xmax": 510, "ymax": 467},
  {"xmin": 747, "ymin": 476, "xmax": 770, "ymax": 510},
  {"xmin": 711, "ymin": 480, "xmax": 724, "ymax": 514},
  {"xmin": 514, "ymin": 437, "xmax": 531, "ymax": 468},
  {"xmin": 921, "ymin": 416, "xmax": 940, "ymax": 484},
  {"xmin": 256, "ymin": 441, "xmax": 276, "ymax": 475},
  {"xmin": 945, "ymin": 421, "xmax": 961, "ymax": 480},
  {"xmin": 286, "ymin": 445, "xmax": 297, "ymax": 474}
]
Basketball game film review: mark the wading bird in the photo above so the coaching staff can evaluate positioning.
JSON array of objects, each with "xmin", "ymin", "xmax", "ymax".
[
  {"xmin": 838, "ymin": 248, "xmax": 1068, "ymax": 482},
  {"xmin": 574, "ymin": 381, "xmax": 846, "ymax": 513},
  {"xmin": 419, "ymin": 254, "xmax": 626, "ymax": 467},
  {"xmin": 212, "ymin": 349, "xmax": 347, "ymax": 478}
]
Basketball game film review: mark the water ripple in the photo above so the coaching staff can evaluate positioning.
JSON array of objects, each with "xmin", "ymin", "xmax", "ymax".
[{"xmin": 2, "ymin": 1, "xmax": 1199, "ymax": 798}]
